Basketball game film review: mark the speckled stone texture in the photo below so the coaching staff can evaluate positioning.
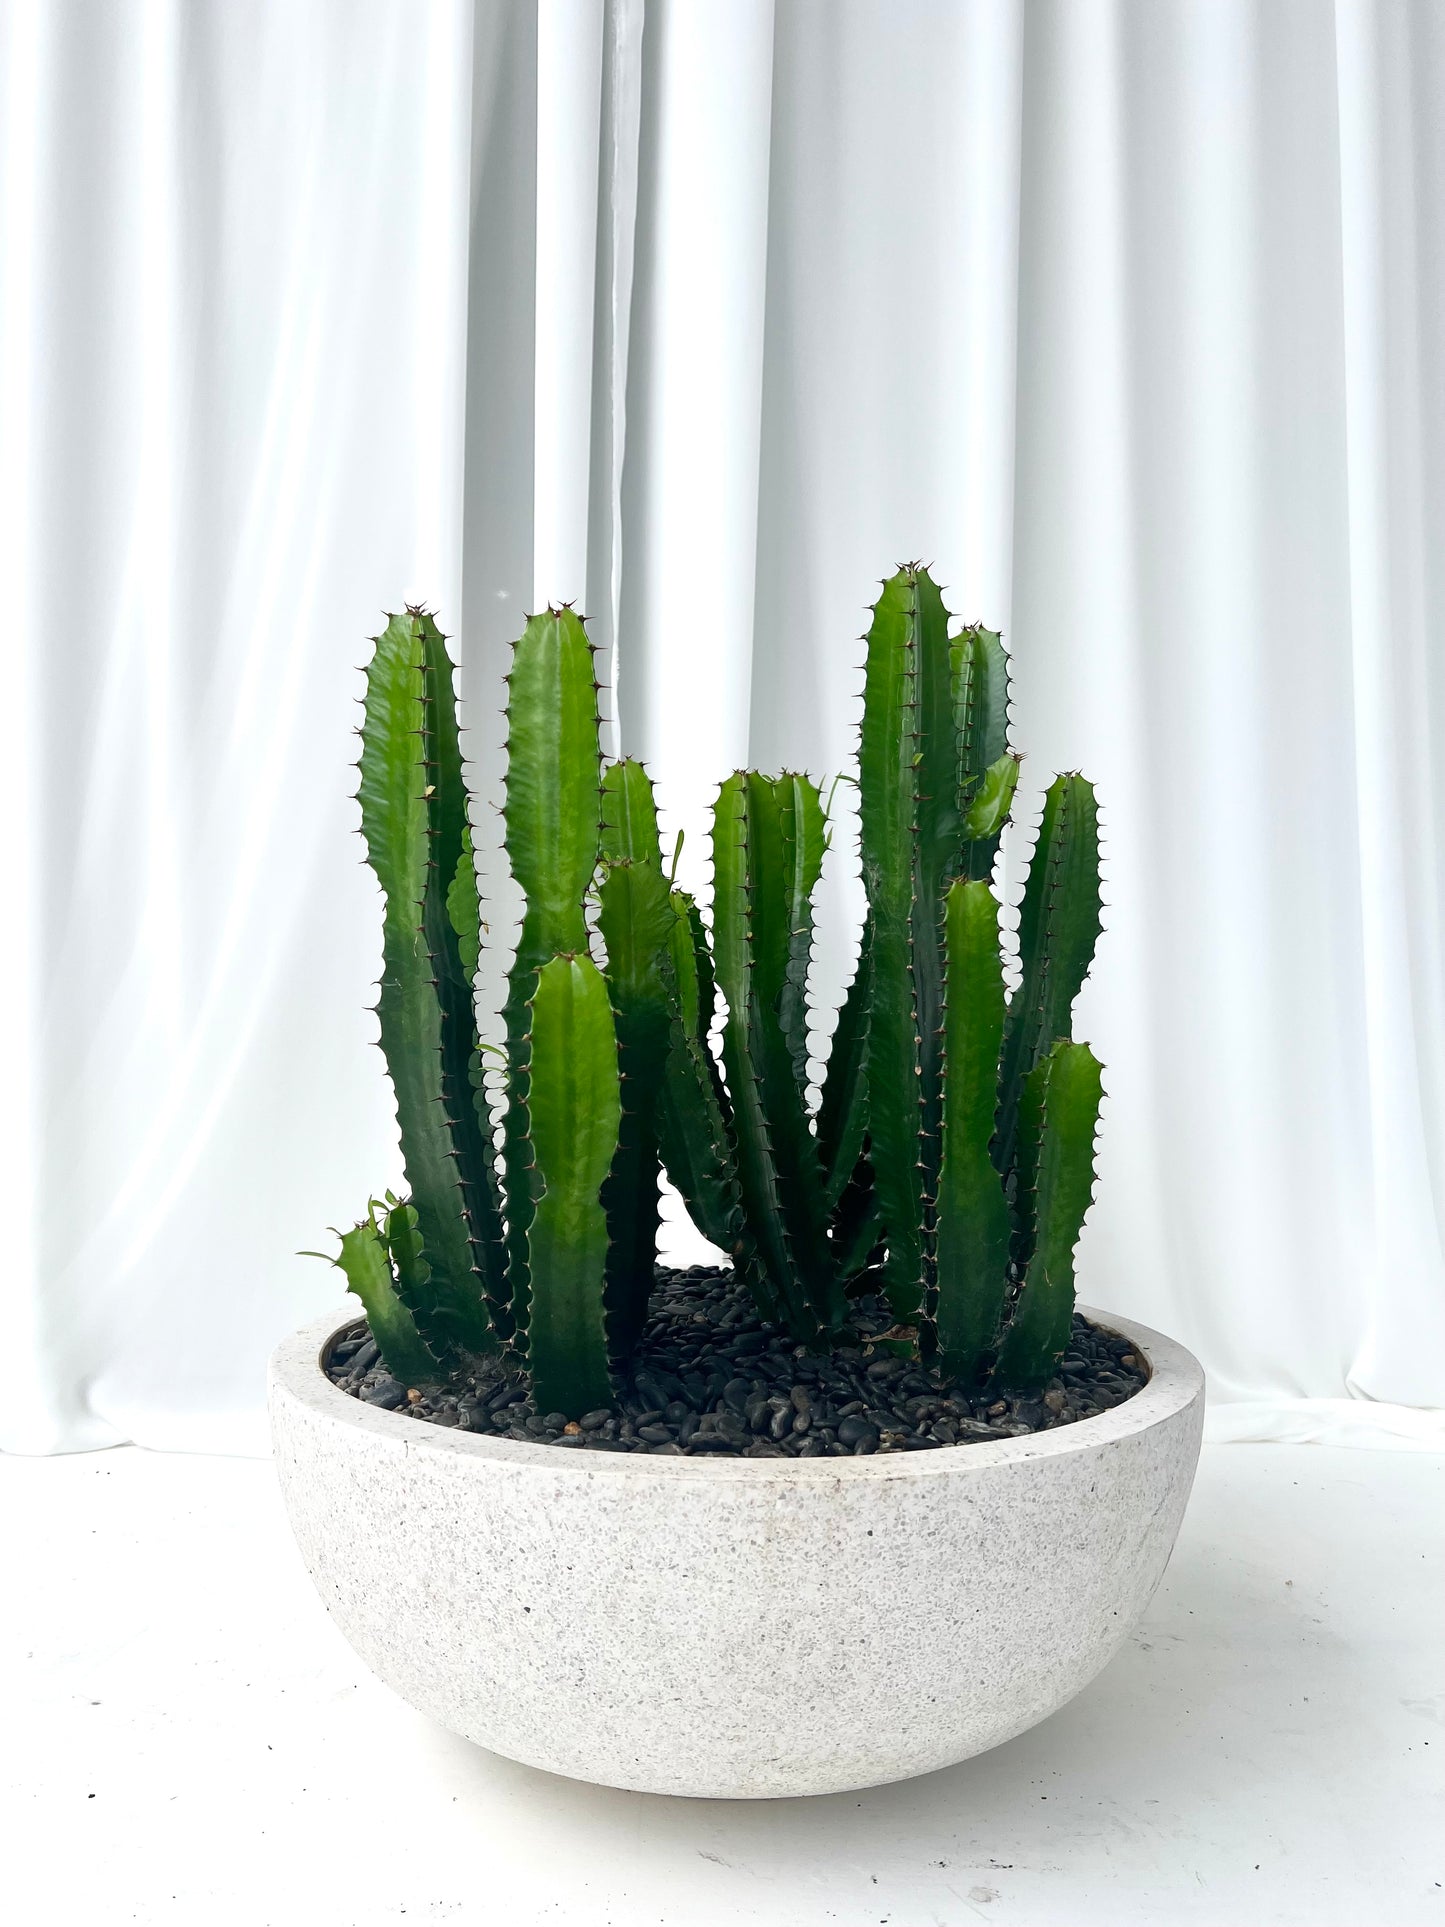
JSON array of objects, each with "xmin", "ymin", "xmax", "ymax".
[{"xmin": 269, "ymin": 1307, "xmax": 1204, "ymax": 1799}]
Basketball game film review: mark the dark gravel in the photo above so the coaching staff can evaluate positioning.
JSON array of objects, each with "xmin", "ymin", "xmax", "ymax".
[{"xmin": 324, "ymin": 1265, "xmax": 1149, "ymax": 1456}]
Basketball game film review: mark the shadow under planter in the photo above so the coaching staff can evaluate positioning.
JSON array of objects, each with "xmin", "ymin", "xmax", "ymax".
[{"xmin": 269, "ymin": 1307, "xmax": 1204, "ymax": 1799}]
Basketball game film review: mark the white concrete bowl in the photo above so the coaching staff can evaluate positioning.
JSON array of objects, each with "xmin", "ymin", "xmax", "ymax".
[{"xmin": 269, "ymin": 1306, "xmax": 1203, "ymax": 1799}]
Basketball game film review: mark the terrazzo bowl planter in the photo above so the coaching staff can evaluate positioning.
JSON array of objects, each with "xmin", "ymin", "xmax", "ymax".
[{"xmin": 269, "ymin": 1306, "xmax": 1203, "ymax": 1799}]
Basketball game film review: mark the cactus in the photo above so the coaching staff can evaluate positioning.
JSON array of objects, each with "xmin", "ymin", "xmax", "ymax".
[
  {"xmin": 816, "ymin": 921, "xmax": 871, "ymax": 1213},
  {"xmin": 342, "ymin": 603, "xmax": 634, "ymax": 1414},
  {"xmin": 499, "ymin": 607, "xmax": 604, "ymax": 1341},
  {"xmin": 356, "ymin": 610, "xmax": 499, "ymax": 1361},
  {"xmin": 641, "ymin": 559, "xmax": 1102, "ymax": 1390},
  {"xmin": 847, "ymin": 564, "xmax": 1104, "ymax": 1388},
  {"xmin": 588, "ymin": 572, "xmax": 1103, "ymax": 1390},
  {"xmin": 993, "ymin": 773, "xmax": 1102, "ymax": 1180},
  {"xmin": 934, "ymin": 880, "xmax": 1011, "ymax": 1375},
  {"xmin": 332, "ymin": 558, "xmax": 1108, "ymax": 1416},
  {"xmin": 708, "ymin": 774, "xmax": 840, "ymax": 1335},
  {"xmin": 522, "ymin": 954, "xmax": 620, "ymax": 1414},
  {"xmin": 417, "ymin": 612, "xmax": 511, "ymax": 1334},
  {"xmin": 994, "ymin": 1041, "xmax": 1104, "ymax": 1385},
  {"xmin": 326, "ymin": 1206, "xmax": 438, "ymax": 1388},
  {"xmin": 596, "ymin": 849, "xmax": 673, "ymax": 1355},
  {"xmin": 596, "ymin": 766, "xmax": 670, "ymax": 1355}
]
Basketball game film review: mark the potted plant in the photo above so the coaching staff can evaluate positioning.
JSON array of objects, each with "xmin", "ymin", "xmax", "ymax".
[{"xmin": 270, "ymin": 565, "xmax": 1203, "ymax": 1798}]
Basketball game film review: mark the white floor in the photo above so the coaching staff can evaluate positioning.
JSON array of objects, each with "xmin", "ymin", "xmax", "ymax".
[{"xmin": 1, "ymin": 1444, "xmax": 1440, "ymax": 1927}]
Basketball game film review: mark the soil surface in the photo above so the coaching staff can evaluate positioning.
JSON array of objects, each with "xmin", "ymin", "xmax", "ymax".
[{"xmin": 324, "ymin": 1266, "xmax": 1149, "ymax": 1456}]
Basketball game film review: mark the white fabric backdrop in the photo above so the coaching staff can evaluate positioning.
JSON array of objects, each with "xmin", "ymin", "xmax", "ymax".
[{"xmin": 3, "ymin": 0, "xmax": 1442, "ymax": 1455}]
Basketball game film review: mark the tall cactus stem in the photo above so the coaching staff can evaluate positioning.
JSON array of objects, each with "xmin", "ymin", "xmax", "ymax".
[
  {"xmin": 994, "ymin": 1042, "xmax": 1104, "ymax": 1388},
  {"xmin": 415, "ymin": 610, "xmax": 509, "ymax": 1331},
  {"xmin": 329, "ymin": 1212, "xmax": 438, "ymax": 1389},
  {"xmin": 500, "ymin": 607, "xmax": 603, "ymax": 1340},
  {"xmin": 522, "ymin": 954, "xmax": 619, "ymax": 1417}
]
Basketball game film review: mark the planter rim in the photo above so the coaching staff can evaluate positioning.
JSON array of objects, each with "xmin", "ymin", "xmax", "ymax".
[{"xmin": 271, "ymin": 1304, "xmax": 1203, "ymax": 1483}]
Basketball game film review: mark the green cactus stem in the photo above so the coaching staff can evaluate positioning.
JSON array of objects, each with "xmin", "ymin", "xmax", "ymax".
[
  {"xmin": 994, "ymin": 773, "xmax": 1102, "ymax": 1183},
  {"xmin": 339, "ymin": 564, "xmax": 1108, "ymax": 1420},
  {"xmin": 649, "ymin": 883, "xmax": 771, "ymax": 1311},
  {"xmin": 960, "ymin": 751, "xmax": 1021, "ymax": 850},
  {"xmin": 934, "ymin": 879, "xmax": 1012, "ymax": 1379},
  {"xmin": 500, "ymin": 607, "xmax": 603, "ymax": 1339},
  {"xmin": 816, "ymin": 923, "xmax": 872, "ymax": 1213},
  {"xmin": 856, "ymin": 565, "xmax": 959, "ymax": 1322},
  {"xmin": 656, "ymin": 1005, "xmax": 754, "ymax": 1266},
  {"xmin": 994, "ymin": 1041, "xmax": 1104, "ymax": 1388},
  {"xmin": 596, "ymin": 760, "xmax": 669, "ymax": 1352},
  {"xmin": 950, "ymin": 624, "xmax": 1012, "ymax": 880},
  {"xmin": 596, "ymin": 856, "xmax": 676, "ymax": 1354},
  {"xmin": 711, "ymin": 773, "xmax": 839, "ymax": 1337},
  {"xmin": 330, "ymin": 1211, "xmax": 437, "ymax": 1388},
  {"xmin": 773, "ymin": 772, "xmax": 828, "ymax": 1094},
  {"xmin": 709, "ymin": 774, "xmax": 807, "ymax": 1330},
  {"xmin": 357, "ymin": 610, "xmax": 494, "ymax": 1360},
  {"xmin": 830, "ymin": 1162, "xmax": 882, "ymax": 1285},
  {"xmin": 600, "ymin": 757, "xmax": 664, "ymax": 867},
  {"xmin": 522, "ymin": 954, "xmax": 619, "ymax": 1416},
  {"xmin": 415, "ymin": 610, "xmax": 510, "ymax": 1333}
]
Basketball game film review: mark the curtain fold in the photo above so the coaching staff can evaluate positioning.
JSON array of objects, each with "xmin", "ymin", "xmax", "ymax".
[{"xmin": 2, "ymin": 0, "xmax": 1441, "ymax": 1454}]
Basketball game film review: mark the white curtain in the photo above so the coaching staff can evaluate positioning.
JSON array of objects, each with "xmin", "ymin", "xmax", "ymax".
[{"xmin": 3, "ymin": 0, "xmax": 1442, "ymax": 1456}]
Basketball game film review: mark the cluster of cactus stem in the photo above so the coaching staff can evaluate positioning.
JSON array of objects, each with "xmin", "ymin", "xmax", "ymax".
[{"xmin": 327, "ymin": 564, "xmax": 1103, "ymax": 1418}]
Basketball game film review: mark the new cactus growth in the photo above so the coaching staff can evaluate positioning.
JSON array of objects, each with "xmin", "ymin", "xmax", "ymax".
[{"xmin": 328, "ymin": 561, "xmax": 1107, "ymax": 1418}]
